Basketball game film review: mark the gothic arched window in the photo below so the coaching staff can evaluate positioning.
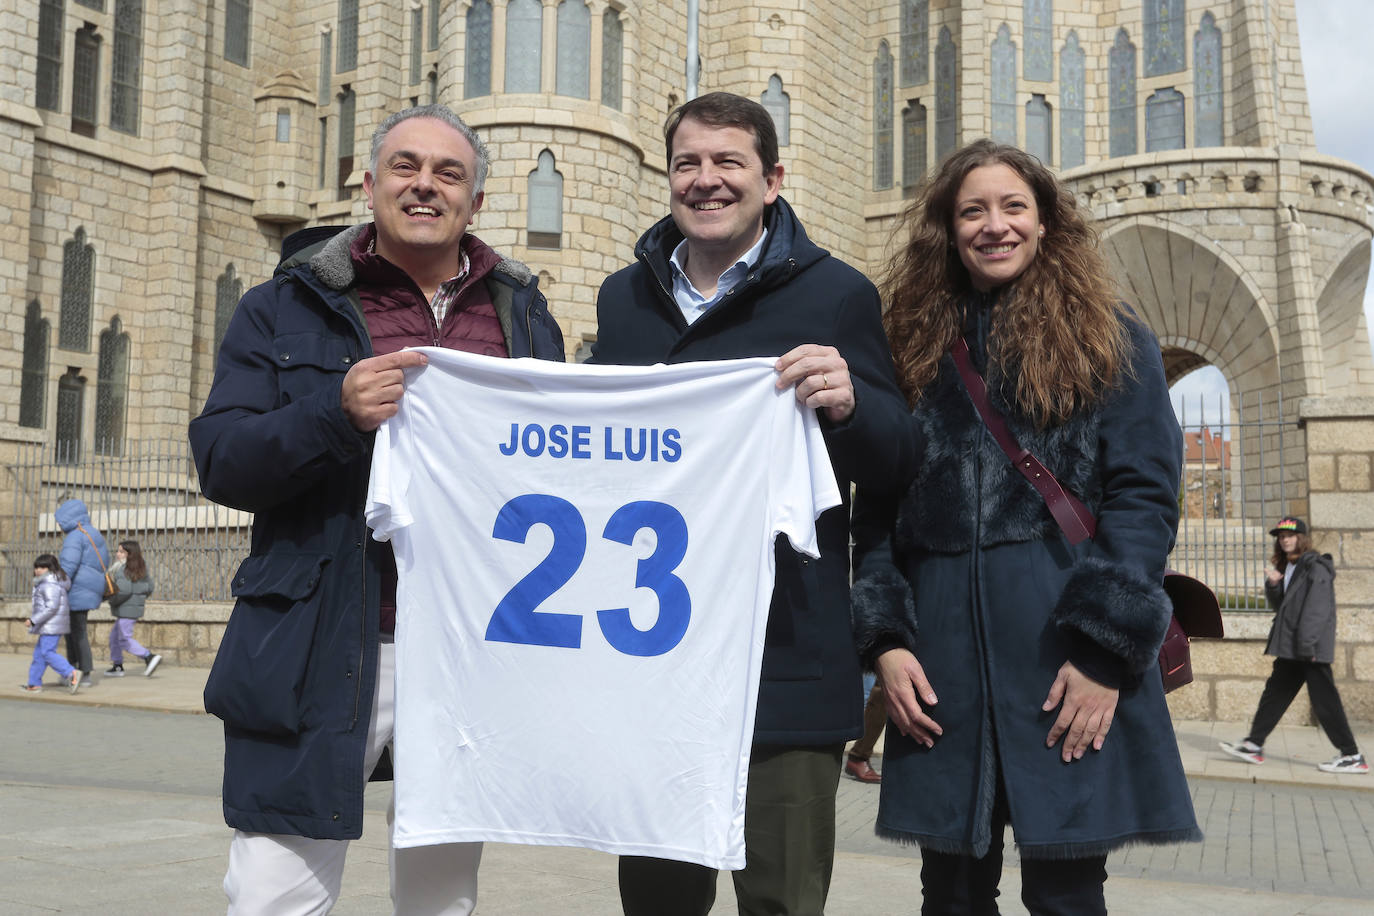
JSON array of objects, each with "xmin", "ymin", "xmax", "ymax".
[
  {"xmin": 902, "ymin": 101, "xmax": 927, "ymax": 197},
  {"xmin": 21, "ymin": 301, "xmax": 50, "ymax": 429},
  {"xmin": 37, "ymin": 0, "xmax": 65, "ymax": 111},
  {"xmin": 55, "ymin": 368, "xmax": 85, "ymax": 464},
  {"xmin": 1109, "ymin": 29, "xmax": 1137, "ymax": 158},
  {"xmin": 900, "ymin": 1, "xmax": 929, "ymax": 87},
  {"xmin": 556, "ymin": 0, "xmax": 591, "ymax": 99},
  {"xmin": 505, "ymin": 0, "xmax": 542, "ymax": 93},
  {"xmin": 465, "ymin": 0, "xmax": 492, "ymax": 98},
  {"xmin": 602, "ymin": 7, "xmax": 623, "ymax": 109},
  {"xmin": 71, "ymin": 25, "xmax": 100, "ymax": 137},
  {"xmin": 1026, "ymin": 95, "xmax": 1051, "ymax": 165},
  {"xmin": 935, "ymin": 27, "xmax": 958, "ymax": 161},
  {"xmin": 59, "ymin": 228, "xmax": 95, "ymax": 352},
  {"xmin": 410, "ymin": 5, "xmax": 424, "ymax": 85},
  {"xmin": 1024, "ymin": 0, "xmax": 1052, "ymax": 82},
  {"xmin": 990, "ymin": 24, "xmax": 1017, "ymax": 145},
  {"xmin": 1194, "ymin": 12, "xmax": 1223, "ymax": 147},
  {"xmin": 337, "ymin": 86, "xmax": 355, "ymax": 200},
  {"xmin": 874, "ymin": 42, "xmax": 894, "ymax": 191},
  {"xmin": 1145, "ymin": 0, "xmax": 1186, "ymax": 76},
  {"xmin": 761, "ymin": 75, "xmax": 790, "ymax": 147},
  {"xmin": 527, "ymin": 150, "xmax": 564, "ymax": 250},
  {"xmin": 95, "ymin": 316, "xmax": 129, "ymax": 455},
  {"xmin": 1059, "ymin": 31, "xmax": 1085, "ymax": 169},
  {"xmin": 215, "ymin": 265, "xmax": 242, "ymax": 359},
  {"xmin": 111, "ymin": 0, "xmax": 143, "ymax": 133},
  {"xmin": 1145, "ymin": 87, "xmax": 1185, "ymax": 152}
]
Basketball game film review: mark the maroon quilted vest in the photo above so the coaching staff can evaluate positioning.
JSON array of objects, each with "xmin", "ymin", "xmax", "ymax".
[{"xmin": 350, "ymin": 225, "xmax": 511, "ymax": 632}]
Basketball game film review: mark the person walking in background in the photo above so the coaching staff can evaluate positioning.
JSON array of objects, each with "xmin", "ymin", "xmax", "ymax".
[
  {"xmin": 1220, "ymin": 517, "xmax": 1368, "ymax": 774},
  {"xmin": 844, "ymin": 678, "xmax": 885, "ymax": 783},
  {"xmin": 105, "ymin": 540, "xmax": 161, "ymax": 678},
  {"xmin": 852, "ymin": 139, "xmax": 1199, "ymax": 914},
  {"xmin": 56, "ymin": 498, "xmax": 109, "ymax": 688},
  {"xmin": 24, "ymin": 554, "xmax": 80, "ymax": 694}
]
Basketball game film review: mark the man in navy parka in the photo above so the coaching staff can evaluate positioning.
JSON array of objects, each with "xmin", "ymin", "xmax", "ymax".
[{"xmin": 190, "ymin": 105, "xmax": 563, "ymax": 914}]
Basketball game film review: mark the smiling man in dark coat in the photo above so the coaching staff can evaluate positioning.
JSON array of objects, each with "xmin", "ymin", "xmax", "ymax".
[
  {"xmin": 591, "ymin": 91, "xmax": 915, "ymax": 916},
  {"xmin": 190, "ymin": 104, "xmax": 563, "ymax": 914}
]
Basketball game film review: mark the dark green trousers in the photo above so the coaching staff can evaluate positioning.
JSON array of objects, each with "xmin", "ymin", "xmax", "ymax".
[{"xmin": 619, "ymin": 743, "xmax": 845, "ymax": 916}]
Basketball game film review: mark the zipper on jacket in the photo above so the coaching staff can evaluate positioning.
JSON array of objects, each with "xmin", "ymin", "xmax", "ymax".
[{"xmin": 351, "ymin": 462, "xmax": 369, "ymax": 733}]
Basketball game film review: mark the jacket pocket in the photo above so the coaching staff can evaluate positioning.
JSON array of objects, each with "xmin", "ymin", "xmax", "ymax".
[
  {"xmin": 271, "ymin": 333, "xmax": 356, "ymax": 405},
  {"xmin": 204, "ymin": 552, "xmax": 331, "ymax": 735},
  {"xmin": 760, "ymin": 541, "xmax": 824, "ymax": 681}
]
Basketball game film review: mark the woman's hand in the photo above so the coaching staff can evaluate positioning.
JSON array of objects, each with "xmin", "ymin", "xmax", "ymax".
[
  {"xmin": 1042, "ymin": 661, "xmax": 1119, "ymax": 762},
  {"xmin": 875, "ymin": 648, "xmax": 943, "ymax": 747},
  {"xmin": 1265, "ymin": 568, "xmax": 1282, "ymax": 586}
]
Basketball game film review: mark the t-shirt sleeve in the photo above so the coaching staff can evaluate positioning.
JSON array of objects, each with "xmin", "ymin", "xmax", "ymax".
[
  {"xmin": 769, "ymin": 395, "xmax": 842, "ymax": 559},
  {"xmin": 364, "ymin": 388, "xmax": 416, "ymax": 543}
]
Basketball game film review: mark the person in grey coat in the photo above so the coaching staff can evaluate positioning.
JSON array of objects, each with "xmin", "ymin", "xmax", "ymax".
[
  {"xmin": 105, "ymin": 540, "xmax": 162, "ymax": 678},
  {"xmin": 1219, "ymin": 517, "xmax": 1367, "ymax": 774}
]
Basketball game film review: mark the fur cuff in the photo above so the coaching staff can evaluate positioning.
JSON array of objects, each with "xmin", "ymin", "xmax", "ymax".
[
  {"xmin": 851, "ymin": 568, "xmax": 919, "ymax": 667},
  {"xmin": 1051, "ymin": 557, "xmax": 1171, "ymax": 673}
]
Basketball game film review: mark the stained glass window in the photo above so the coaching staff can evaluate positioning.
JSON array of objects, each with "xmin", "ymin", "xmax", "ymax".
[
  {"xmin": 505, "ymin": 0, "xmax": 542, "ymax": 93},
  {"xmin": 602, "ymin": 8, "xmax": 623, "ymax": 108},
  {"xmin": 1145, "ymin": 87, "xmax": 1185, "ymax": 151},
  {"xmin": 20, "ymin": 301, "xmax": 49, "ymax": 429},
  {"xmin": 935, "ymin": 28, "xmax": 958, "ymax": 161},
  {"xmin": 59, "ymin": 228, "xmax": 94, "ymax": 352},
  {"xmin": 466, "ymin": 0, "xmax": 492, "ymax": 98},
  {"xmin": 1194, "ymin": 12, "xmax": 1223, "ymax": 147},
  {"xmin": 874, "ymin": 42, "xmax": 894, "ymax": 191},
  {"xmin": 1024, "ymin": 0, "xmax": 1052, "ymax": 82},
  {"xmin": 1059, "ymin": 31, "xmax": 1085, "ymax": 169},
  {"xmin": 991, "ymin": 25, "xmax": 1017, "ymax": 145},
  {"xmin": 215, "ymin": 265, "xmax": 241, "ymax": 359},
  {"xmin": 1145, "ymin": 0, "xmax": 1185, "ymax": 76},
  {"xmin": 319, "ymin": 30, "xmax": 332, "ymax": 103},
  {"xmin": 902, "ymin": 101, "xmax": 927, "ymax": 196},
  {"xmin": 556, "ymin": 0, "xmax": 590, "ymax": 99},
  {"xmin": 95, "ymin": 317, "xmax": 128, "ymax": 455},
  {"xmin": 900, "ymin": 1, "xmax": 929, "ymax": 87},
  {"xmin": 337, "ymin": 87, "xmax": 355, "ymax": 201},
  {"xmin": 71, "ymin": 25, "xmax": 99, "ymax": 137},
  {"xmin": 1109, "ymin": 29, "xmax": 1137, "ymax": 158},
  {"xmin": 337, "ymin": 0, "xmax": 358, "ymax": 72},
  {"xmin": 411, "ymin": 6, "xmax": 424, "ymax": 85},
  {"xmin": 38, "ymin": 0, "xmax": 65, "ymax": 111},
  {"xmin": 1026, "ymin": 95, "xmax": 1051, "ymax": 164},
  {"xmin": 55, "ymin": 369, "xmax": 84, "ymax": 464}
]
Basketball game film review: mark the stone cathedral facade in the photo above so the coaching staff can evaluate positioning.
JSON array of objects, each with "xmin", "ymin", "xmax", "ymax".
[{"xmin": 2, "ymin": 0, "xmax": 1372, "ymax": 484}]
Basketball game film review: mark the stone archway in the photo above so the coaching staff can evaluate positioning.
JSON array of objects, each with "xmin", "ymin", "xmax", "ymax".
[{"xmin": 1098, "ymin": 218, "xmax": 1297, "ymax": 521}]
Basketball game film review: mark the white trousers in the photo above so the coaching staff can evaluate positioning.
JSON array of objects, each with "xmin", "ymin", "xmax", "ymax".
[{"xmin": 224, "ymin": 641, "xmax": 483, "ymax": 915}]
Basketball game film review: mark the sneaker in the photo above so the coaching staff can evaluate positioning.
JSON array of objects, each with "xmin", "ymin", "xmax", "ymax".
[
  {"xmin": 104, "ymin": 664, "xmax": 125, "ymax": 677},
  {"xmin": 143, "ymin": 654, "xmax": 163, "ymax": 677},
  {"xmin": 1219, "ymin": 739, "xmax": 1264, "ymax": 765},
  {"xmin": 20, "ymin": 684, "xmax": 42, "ymax": 693},
  {"xmin": 69, "ymin": 671, "xmax": 80, "ymax": 694},
  {"xmin": 1318, "ymin": 753, "xmax": 1370, "ymax": 774},
  {"xmin": 844, "ymin": 756, "xmax": 882, "ymax": 783},
  {"xmin": 79, "ymin": 677, "xmax": 93, "ymax": 688}
]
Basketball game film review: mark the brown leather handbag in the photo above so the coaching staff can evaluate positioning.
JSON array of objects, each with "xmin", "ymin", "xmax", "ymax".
[{"xmin": 950, "ymin": 339, "xmax": 1223, "ymax": 692}]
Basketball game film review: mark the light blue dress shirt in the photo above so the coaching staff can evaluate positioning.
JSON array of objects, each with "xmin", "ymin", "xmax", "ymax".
[{"xmin": 668, "ymin": 229, "xmax": 769, "ymax": 325}]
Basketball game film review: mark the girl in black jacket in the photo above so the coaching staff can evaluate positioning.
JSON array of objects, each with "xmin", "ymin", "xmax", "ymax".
[{"xmin": 1219, "ymin": 517, "xmax": 1367, "ymax": 774}]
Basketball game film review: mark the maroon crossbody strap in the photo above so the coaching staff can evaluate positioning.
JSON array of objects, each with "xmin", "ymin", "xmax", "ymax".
[{"xmin": 949, "ymin": 338, "xmax": 1097, "ymax": 545}]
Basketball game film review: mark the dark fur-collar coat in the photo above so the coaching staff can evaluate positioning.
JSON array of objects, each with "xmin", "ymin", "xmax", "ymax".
[{"xmin": 851, "ymin": 312, "xmax": 1201, "ymax": 859}]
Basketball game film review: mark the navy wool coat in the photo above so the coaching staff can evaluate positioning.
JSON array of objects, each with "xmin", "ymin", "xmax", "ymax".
[
  {"xmin": 592, "ymin": 197, "xmax": 917, "ymax": 745},
  {"xmin": 852, "ymin": 309, "xmax": 1201, "ymax": 859},
  {"xmin": 190, "ymin": 225, "xmax": 564, "ymax": 840}
]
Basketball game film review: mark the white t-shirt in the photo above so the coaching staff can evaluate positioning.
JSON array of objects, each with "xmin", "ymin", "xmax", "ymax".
[{"xmin": 365, "ymin": 348, "xmax": 841, "ymax": 869}]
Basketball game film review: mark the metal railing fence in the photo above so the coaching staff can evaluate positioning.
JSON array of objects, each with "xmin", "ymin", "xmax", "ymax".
[{"xmin": 0, "ymin": 438, "xmax": 249, "ymax": 601}]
